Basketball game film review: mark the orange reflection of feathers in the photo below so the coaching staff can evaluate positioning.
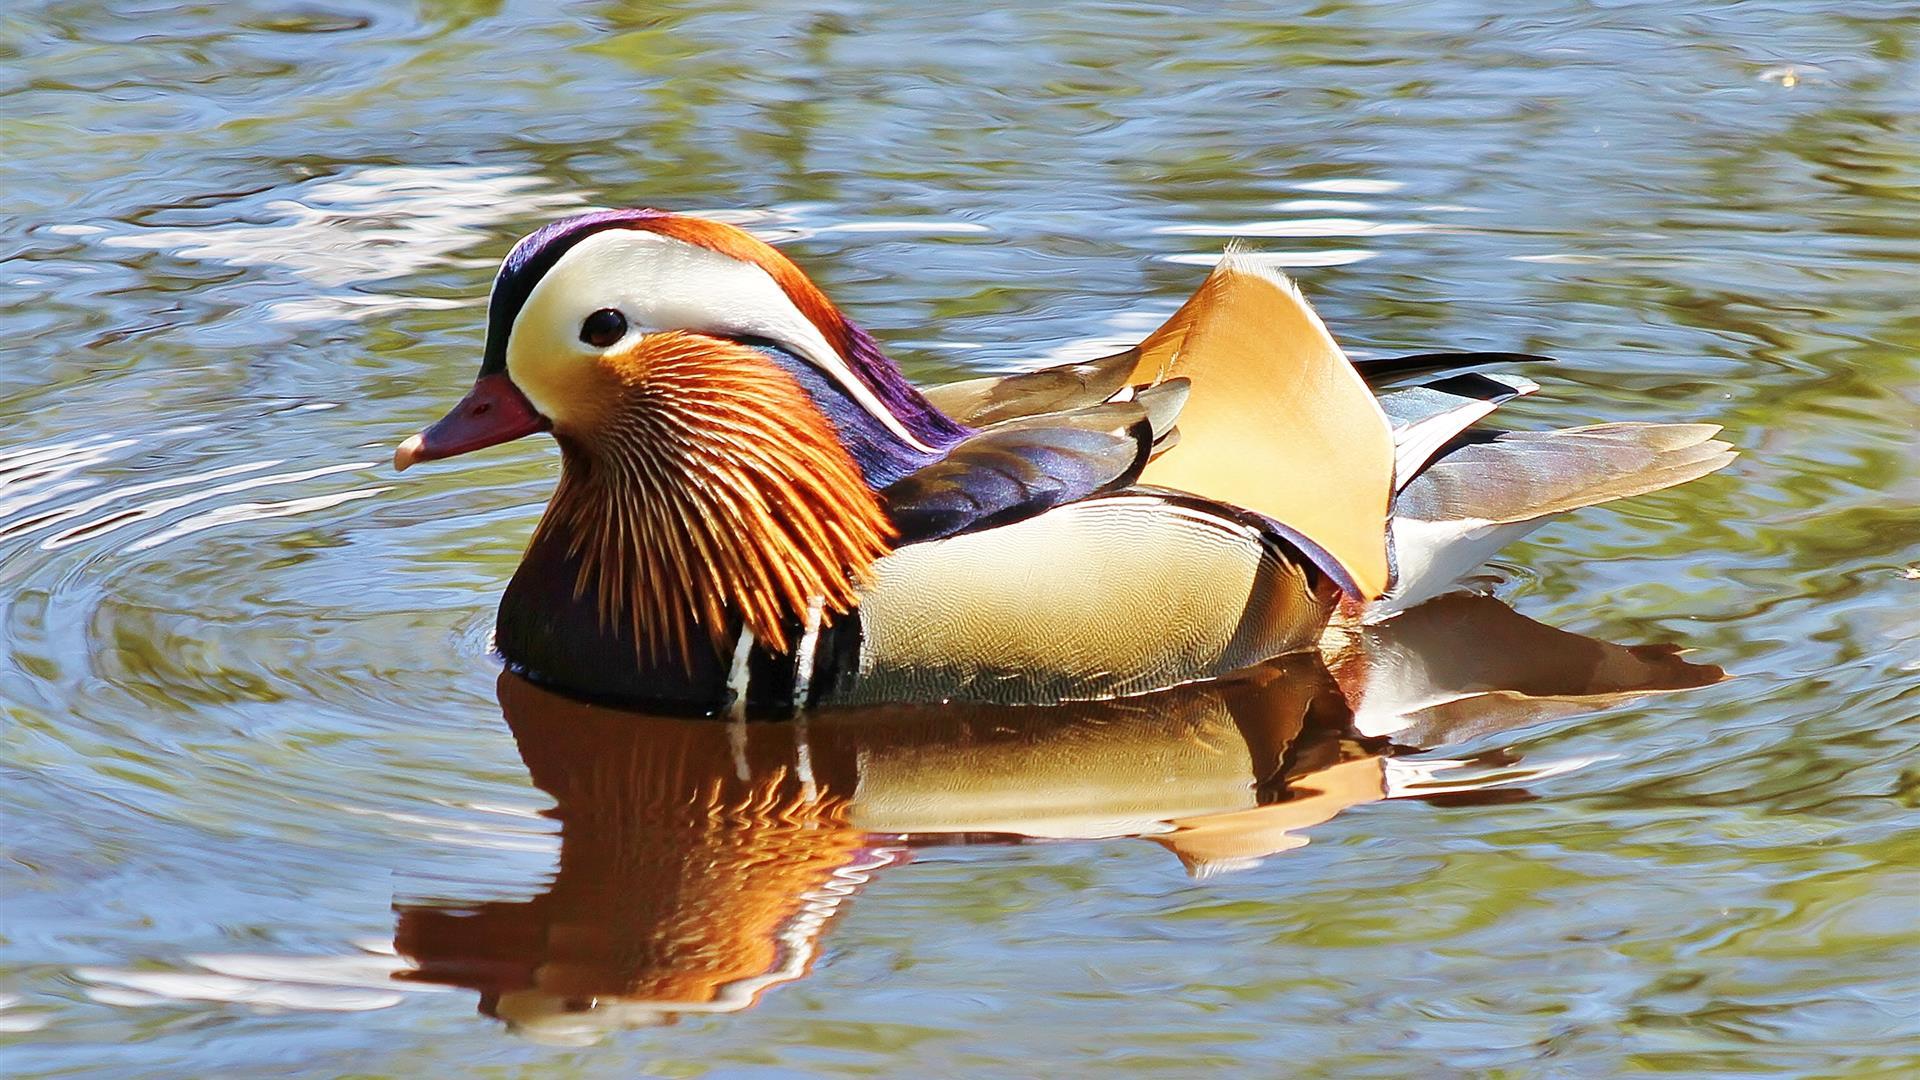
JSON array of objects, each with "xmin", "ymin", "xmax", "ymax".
[
  {"xmin": 546, "ymin": 766, "xmax": 863, "ymax": 1005},
  {"xmin": 397, "ymin": 679, "xmax": 869, "ymax": 1014},
  {"xmin": 1154, "ymin": 755, "xmax": 1388, "ymax": 875}
]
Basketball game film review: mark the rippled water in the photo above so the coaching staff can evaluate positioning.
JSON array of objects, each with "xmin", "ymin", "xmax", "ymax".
[{"xmin": 3, "ymin": 2, "xmax": 1918, "ymax": 1076}]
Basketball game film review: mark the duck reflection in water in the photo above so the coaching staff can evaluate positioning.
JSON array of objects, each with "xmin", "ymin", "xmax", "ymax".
[{"xmin": 392, "ymin": 594, "xmax": 1721, "ymax": 1043}]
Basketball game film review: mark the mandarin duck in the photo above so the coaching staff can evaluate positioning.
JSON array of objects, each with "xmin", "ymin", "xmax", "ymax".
[{"xmin": 394, "ymin": 209, "xmax": 1734, "ymax": 712}]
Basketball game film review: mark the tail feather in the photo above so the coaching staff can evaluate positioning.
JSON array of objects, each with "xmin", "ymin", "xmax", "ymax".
[
  {"xmin": 1353, "ymin": 351, "xmax": 1556, "ymax": 385},
  {"xmin": 1373, "ymin": 422, "xmax": 1735, "ymax": 618},
  {"xmin": 1381, "ymin": 372, "xmax": 1540, "ymax": 490},
  {"xmin": 1395, "ymin": 422, "xmax": 1734, "ymax": 526}
]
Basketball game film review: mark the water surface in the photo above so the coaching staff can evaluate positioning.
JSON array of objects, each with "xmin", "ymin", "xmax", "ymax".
[{"xmin": 2, "ymin": 1, "xmax": 1918, "ymax": 1076}]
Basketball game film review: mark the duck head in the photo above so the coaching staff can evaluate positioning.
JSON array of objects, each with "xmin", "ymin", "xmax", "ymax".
[{"xmin": 396, "ymin": 209, "xmax": 969, "ymax": 669}]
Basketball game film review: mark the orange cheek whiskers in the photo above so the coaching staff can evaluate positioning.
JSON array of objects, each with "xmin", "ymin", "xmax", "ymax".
[{"xmin": 530, "ymin": 332, "xmax": 894, "ymax": 671}]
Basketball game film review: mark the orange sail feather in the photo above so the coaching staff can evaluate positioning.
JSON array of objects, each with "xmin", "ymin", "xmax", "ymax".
[{"xmin": 1127, "ymin": 253, "xmax": 1395, "ymax": 598}]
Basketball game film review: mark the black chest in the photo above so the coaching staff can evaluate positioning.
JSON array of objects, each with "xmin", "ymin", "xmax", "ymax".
[{"xmin": 494, "ymin": 534, "xmax": 861, "ymax": 715}]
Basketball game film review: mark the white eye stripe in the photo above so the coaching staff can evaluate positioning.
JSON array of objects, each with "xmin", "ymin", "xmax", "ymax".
[{"xmin": 509, "ymin": 229, "xmax": 937, "ymax": 453}]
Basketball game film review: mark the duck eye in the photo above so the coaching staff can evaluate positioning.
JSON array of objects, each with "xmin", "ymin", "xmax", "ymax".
[{"xmin": 579, "ymin": 308, "xmax": 627, "ymax": 348}]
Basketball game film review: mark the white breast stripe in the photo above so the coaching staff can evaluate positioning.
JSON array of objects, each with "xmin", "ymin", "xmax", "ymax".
[
  {"xmin": 789, "ymin": 594, "xmax": 827, "ymax": 708},
  {"xmin": 792, "ymin": 715, "xmax": 818, "ymax": 801},
  {"xmin": 726, "ymin": 625, "xmax": 756, "ymax": 724}
]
